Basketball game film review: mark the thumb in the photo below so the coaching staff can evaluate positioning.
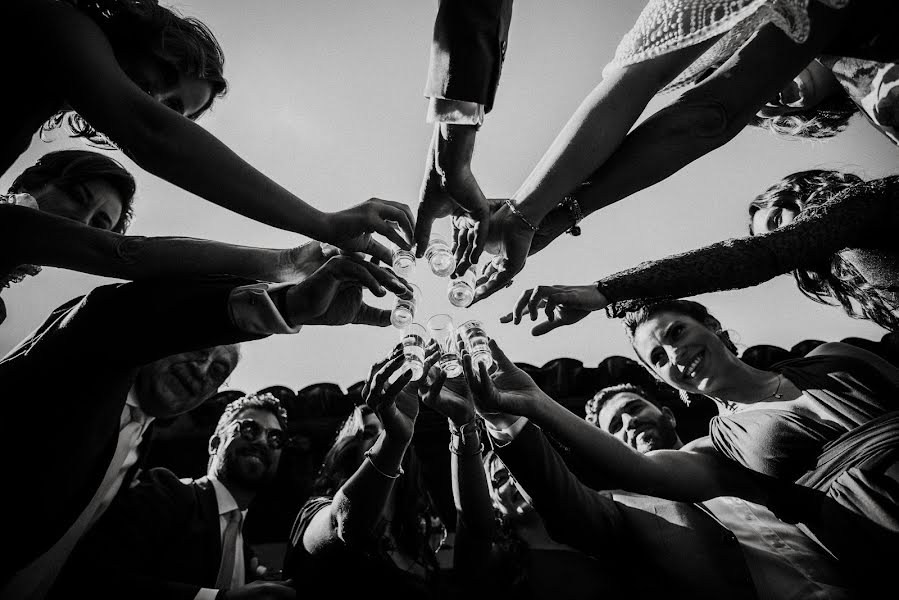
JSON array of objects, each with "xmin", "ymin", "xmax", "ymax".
[
  {"xmin": 487, "ymin": 338, "xmax": 514, "ymax": 369},
  {"xmin": 353, "ymin": 303, "xmax": 392, "ymax": 327}
]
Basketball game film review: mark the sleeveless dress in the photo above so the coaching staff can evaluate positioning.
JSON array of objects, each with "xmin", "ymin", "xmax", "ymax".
[
  {"xmin": 709, "ymin": 354, "xmax": 899, "ymax": 534},
  {"xmin": 603, "ymin": 0, "xmax": 899, "ymax": 144}
]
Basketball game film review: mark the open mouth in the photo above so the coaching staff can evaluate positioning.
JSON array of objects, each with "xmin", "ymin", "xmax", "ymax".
[{"xmin": 682, "ymin": 351, "xmax": 705, "ymax": 381}]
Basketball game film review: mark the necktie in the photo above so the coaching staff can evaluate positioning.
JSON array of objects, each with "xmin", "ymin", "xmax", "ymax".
[{"xmin": 216, "ymin": 509, "xmax": 243, "ymax": 589}]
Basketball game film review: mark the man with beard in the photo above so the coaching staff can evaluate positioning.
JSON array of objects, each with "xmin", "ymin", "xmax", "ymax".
[{"xmin": 53, "ymin": 393, "xmax": 295, "ymax": 600}]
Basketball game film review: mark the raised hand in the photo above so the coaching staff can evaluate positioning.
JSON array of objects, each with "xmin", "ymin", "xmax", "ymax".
[
  {"xmin": 420, "ymin": 340, "xmax": 475, "ymax": 426},
  {"xmin": 325, "ymin": 198, "xmax": 416, "ymax": 264},
  {"xmin": 285, "ymin": 255, "xmax": 410, "ymax": 327},
  {"xmin": 469, "ymin": 203, "xmax": 535, "ymax": 306},
  {"xmin": 499, "ymin": 284, "xmax": 608, "ymax": 335},
  {"xmin": 415, "ymin": 124, "xmax": 490, "ymax": 265},
  {"xmin": 362, "ymin": 347, "xmax": 417, "ymax": 443},
  {"xmin": 462, "ymin": 339, "xmax": 546, "ymax": 420}
]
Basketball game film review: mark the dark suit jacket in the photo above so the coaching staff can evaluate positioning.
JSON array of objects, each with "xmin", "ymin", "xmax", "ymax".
[
  {"xmin": 424, "ymin": 0, "xmax": 513, "ymax": 112},
  {"xmin": 497, "ymin": 422, "xmax": 758, "ymax": 600},
  {"xmin": 52, "ymin": 469, "xmax": 255, "ymax": 600},
  {"xmin": 0, "ymin": 279, "xmax": 262, "ymax": 579}
]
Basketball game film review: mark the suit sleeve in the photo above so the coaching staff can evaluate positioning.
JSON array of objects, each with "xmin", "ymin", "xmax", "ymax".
[
  {"xmin": 39, "ymin": 279, "xmax": 267, "ymax": 369},
  {"xmin": 423, "ymin": 0, "xmax": 513, "ymax": 113},
  {"xmin": 495, "ymin": 422, "xmax": 625, "ymax": 558},
  {"xmin": 51, "ymin": 469, "xmax": 202, "ymax": 600}
]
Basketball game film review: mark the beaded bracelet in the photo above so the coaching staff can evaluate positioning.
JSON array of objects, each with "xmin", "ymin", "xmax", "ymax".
[
  {"xmin": 363, "ymin": 450, "xmax": 404, "ymax": 479},
  {"xmin": 503, "ymin": 199, "xmax": 539, "ymax": 231}
]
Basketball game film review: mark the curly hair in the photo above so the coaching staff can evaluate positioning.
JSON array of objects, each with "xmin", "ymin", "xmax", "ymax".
[
  {"xmin": 749, "ymin": 91, "xmax": 859, "ymax": 139},
  {"xmin": 42, "ymin": 0, "xmax": 227, "ymax": 146},
  {"xmin": 9, "ymin": 150, "xmax": 136, "ymax": 233},
  {"xmin": 211, "ymin": 392, "xmax": 288, "ymax": 442},
  {"xmin": 748, "ymin": 169, "xmax": 899, "ymax": 331},
  {"xmin": 622, "ymin": 299, "xmax": 739, "ymax": 367}
]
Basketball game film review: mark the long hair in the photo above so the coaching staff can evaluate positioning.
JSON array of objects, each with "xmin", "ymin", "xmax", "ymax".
[
  {"xmin": 313, "ymin": 406, "xmax": 443, "ymax": 572},
  {"xmin": 749, "ymin": 170, "xmax": 899, "ymax": 331},
  {"xmin": 749, "ymin": 92, "xmax": 858, "ymax": 139},
  {"xmin": 9, "ymin": 150, "xmax": 136, "ymax": 233},
  {"xmin": 42, "ymin": 0, "xmax": 227, "ymax": 146}
]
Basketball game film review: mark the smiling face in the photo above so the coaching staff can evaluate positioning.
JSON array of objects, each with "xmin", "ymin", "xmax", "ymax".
[
  {"xmin": 30, "ymin": 178, "xmax": 124, "ymax": 231},
  {"xmin": 597, "ymin": 392, "xmax": 679, "ymax": 453},
  {"xmin": 133, "ymin": 345, "xmax": 239, "ymax": 418},
  {"xmin": 211, "ymin": 408, "xmax": 283, "ymax": 489},
  {"xmin": 632, "ymin": 311, "xmax": 737, "ymax": 396}
]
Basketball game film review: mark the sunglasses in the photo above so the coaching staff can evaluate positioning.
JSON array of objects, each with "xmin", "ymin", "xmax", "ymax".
[{"xmin": 229, "ymin": 419, "xmax": 286, "ymax": 449}]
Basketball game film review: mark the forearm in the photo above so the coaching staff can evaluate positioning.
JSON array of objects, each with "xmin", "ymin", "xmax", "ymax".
[
  {"xmin": 451, "ymin": 425, "xmax": 494, "ymax": 537},
  {"xmin": 331, "ymin": 432, "xmax": 409, "ymax": 545},
  {"xmin": 124, "ymin": 113, "xmax": 328, "ymax": 237}
]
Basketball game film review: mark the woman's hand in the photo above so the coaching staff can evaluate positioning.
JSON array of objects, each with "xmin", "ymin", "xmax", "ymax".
[
  {"xmin": 324, "ymin": 198, "xmax": 416, "ymax": 264},
  {"xmin": 362, "ymin": 347, "xmax": 417, "ymax": 444},
  {"xmin": 420, "ymin": 340, "xmax": 476, "ymax": 426},
  {"xmin": 500, "ymin": 284, "xmax": 608, "ymax": 336},
  {"xmin": 462, "ymin": 339, "xmax": 546, "ymax": 419}
]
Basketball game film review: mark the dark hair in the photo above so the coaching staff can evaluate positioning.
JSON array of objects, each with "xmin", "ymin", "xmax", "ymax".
[
  {"xmin": 749, "ymin": 92, "xmax": 858, "ymax": 139},
  {"xmin": 43, "ymin": 0, "xmax": 227, "ymax": 146},
  {"xmin": 623, "ymin": 299, "xmax": 739, "ymax": 366},
  {"xmin": 9, "ymin": 150, "xmax": 136, "ymax": 233},
  {"xmin": 748, "ymin": 170, "xmax": 899, "ymax": 331},
  {"xmin": 207, "ymin": 392, "xmax": 287, "ymax": 471},
  {"xmin": 313, "ymin": 406, "xmax": 443, "ymax": 570},
  {"xmin": 585, "ymin": 383, "xmax": 657, "ymax": 426}
]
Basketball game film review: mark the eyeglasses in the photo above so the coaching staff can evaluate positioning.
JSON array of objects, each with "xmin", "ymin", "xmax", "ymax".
[{"xmin": 228, "ymin": 419, "xmax": 286, "ymax": 449}]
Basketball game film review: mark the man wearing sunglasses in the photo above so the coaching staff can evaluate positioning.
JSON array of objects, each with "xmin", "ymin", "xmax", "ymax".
[{"xmin": 54, "ymin": 393, "xmax": 296, "ymax": 600}]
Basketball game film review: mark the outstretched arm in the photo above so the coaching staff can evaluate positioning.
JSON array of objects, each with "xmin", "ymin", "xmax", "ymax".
[
  {"xmin": 0, "ymin": 204, "xmax": 344, "ymax": 284},
  {"xmin": 25, "ymin": 0, "xmax": 413, "ymax": 253},
  {"xmin": 472, "ymin": 1, "xmax": 850, "ymax": 303}
]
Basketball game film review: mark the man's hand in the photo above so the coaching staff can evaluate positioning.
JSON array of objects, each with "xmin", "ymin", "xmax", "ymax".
[
  {"xmin": 220, "ymin": 579, "xmax": 296, "ymax": 599},
  {"xmin": 462, "ymin": 339, "xmax": 545, "ymax": 419},
  {"xmin": 414, "ymin": 124, "xmax": 489, "ymax": 265},
  {"xmin": 325, "ymin": 198, "xmax": 416, "ymax": 264},
  {"xmin": 285, "ymin": 255, "xmax": 410, "ymax": 327},
  {"xmin": 275, "ymin": 242, "xmax": 340, "ymax": 283},
  {"xmin": 468, "ymin": 203, "xmax": 535, "ymax": 306},
  {"xmin": 499, "ymin": 284, "xmax": 608, "ymax": 336}
]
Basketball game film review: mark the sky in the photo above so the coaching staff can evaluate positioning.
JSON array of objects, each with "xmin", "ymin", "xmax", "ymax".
[{"xmin": 2, "ymin": 1, "xmax": 897, "ymax": 396}]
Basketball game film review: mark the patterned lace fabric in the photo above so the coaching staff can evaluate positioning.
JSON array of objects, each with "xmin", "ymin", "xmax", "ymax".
[
  {"xmin": 1, "ymin": 193, "xmax": 43, "ymax": 290},
  {"xmin": 603, "ymin": 0, "xmax": 850, "ymax": 93},
  {"xmin": 600, "ymin": 176, "xmax": 899, "ymax": 317}
]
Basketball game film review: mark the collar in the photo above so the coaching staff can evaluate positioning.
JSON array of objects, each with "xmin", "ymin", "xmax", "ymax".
[{"xmin": 208, "ymin": 475, "xmax": 247, "ymax": 518}]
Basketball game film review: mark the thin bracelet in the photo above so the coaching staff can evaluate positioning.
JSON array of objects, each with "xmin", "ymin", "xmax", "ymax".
[
  {"xmin": 503, "ymin": 199, "xmax": 539, "ymax": 231},
  {"xmin": 448, "ymin": 441, "xmax": 485, "ymax": 457},
  {"xmin": 363, "ymin": 450, "xmax": 403, "ymax": 479},
  {"xmin": 448, "ymin": 417, "xmax": 478, "ymax": 437},
  {"xmin": 562, "ymin": 196, "xmax": 582, "ymax": 236}
]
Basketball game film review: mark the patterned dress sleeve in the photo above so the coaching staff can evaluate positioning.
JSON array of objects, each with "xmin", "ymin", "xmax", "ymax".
[{"xmin": 601, "ymin": 176, "xmax": 899, "ymax": 317}]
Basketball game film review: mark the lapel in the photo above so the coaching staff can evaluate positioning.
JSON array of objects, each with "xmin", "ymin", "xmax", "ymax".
[{"xmin": 192, "ymin": 477, "xmax": 225, "ymax": 584}]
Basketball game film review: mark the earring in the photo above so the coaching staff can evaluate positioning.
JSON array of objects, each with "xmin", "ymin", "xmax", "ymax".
[{"xmin": 679, "ymin": 389, "xmax": 691, "ymax": 406}]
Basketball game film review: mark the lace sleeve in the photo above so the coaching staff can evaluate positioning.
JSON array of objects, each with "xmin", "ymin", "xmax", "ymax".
[
  {"xmin": 603, "ymin": 0, "xmax": 850, "ymax": 93},
  {"xmin": 602, "ymin": 176, "xmax": 899, "ymax": 317}
]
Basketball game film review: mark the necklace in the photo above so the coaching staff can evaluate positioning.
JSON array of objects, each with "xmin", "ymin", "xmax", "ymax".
[{"xmin": 763, "ymin": 373, "xmax": 785, "ymax": 400}]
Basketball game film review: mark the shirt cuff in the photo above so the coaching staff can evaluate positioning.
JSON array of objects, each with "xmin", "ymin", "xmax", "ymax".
[
  {"xmin": 228, "ymin": 282, "xmax": 303, "ymax": 335},
  {"xmin": 426, "ymin": 97, "xmax": 485, "ymax": 126},
  {"xmin": 194, "ymin": 588, "xmax": 219, "ymax": 600},
  {"xmin": 484, "ymin": 416, "xmax": 528, "ymax": 448}
]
